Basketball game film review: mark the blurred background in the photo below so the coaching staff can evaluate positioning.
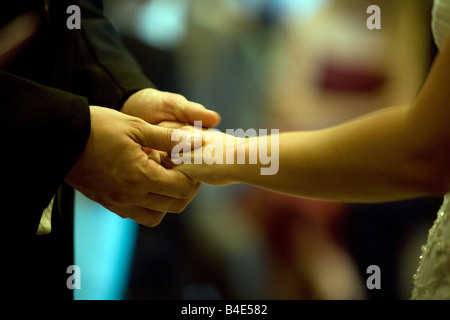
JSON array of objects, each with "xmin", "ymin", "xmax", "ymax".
[{"xmin": 74, "ymin": 0, "xmax": 443, "ymax": 300}]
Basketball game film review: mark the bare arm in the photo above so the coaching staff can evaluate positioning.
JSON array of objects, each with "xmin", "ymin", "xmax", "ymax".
[{"xmin": 176, "ymin": 38, "xmax": 450, "ymax": 203}]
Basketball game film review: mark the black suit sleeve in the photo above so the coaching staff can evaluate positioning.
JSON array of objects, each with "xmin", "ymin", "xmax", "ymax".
[
  {"xmin": 0, "ymin": 71, "xmax": 91, "ymax": 234},
  {"xmin": 1, "ymin": 0, "xmax": 155, "ymax": 298},
  {"xmin": 70, "ymin": 1, "xmax": 153, "ymax": 108},
  {"xmin": 1, "ymin": 1, "xmax": 153, "ymax": 233}
]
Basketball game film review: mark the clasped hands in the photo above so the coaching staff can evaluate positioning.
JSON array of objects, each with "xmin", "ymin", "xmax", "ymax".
[{"xmin": 65, "ymin": 88, "xmax": 221, "ymax": 227}]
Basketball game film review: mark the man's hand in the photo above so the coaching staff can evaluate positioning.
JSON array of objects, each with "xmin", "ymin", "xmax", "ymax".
[
  {"xmin": 65, "ymin": 106, "xmax": 201, "ymax": 227},
  {"xmin": 121, "ymin": 88, "xmax": 221, "ymax": 128}
]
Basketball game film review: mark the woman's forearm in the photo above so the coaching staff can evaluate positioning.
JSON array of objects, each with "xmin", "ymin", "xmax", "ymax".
[
  {"xmin": 178, "ymin": 37, "xmax": 450, "ymax": 202},
  {"xmin": 229, "ymin": 104, "xmax": 447, "ymax": 203}
]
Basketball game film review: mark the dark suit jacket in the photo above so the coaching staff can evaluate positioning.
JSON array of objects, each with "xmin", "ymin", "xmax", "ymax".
[{"xmin": 0, "ymin": 0, "xmax": 152, "ymax": 299}]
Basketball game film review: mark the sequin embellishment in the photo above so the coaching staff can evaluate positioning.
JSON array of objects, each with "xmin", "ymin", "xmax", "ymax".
[{"xmin": 411, "ymin": 194, "xmax": 450, "ymax": 300}]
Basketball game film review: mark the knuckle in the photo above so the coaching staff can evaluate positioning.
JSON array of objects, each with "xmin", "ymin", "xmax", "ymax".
[
  {"xmin": 161, "ymin": 94, "xmax": 175, "ymax": 107},
  {"xmin": 128, "ymin": 115, "xmax": 146, "ymax": 129},
  {"xmin": 166, "ymin": 127, "xmax": 175, "ymax": 141},
  {"xmin": 128, "ymin": 117, "xmax": 147, "ymax": 139},
  {"xmin": 144, "ymin": 211, "xmax": 166, "ymax": 227},
  {"xmin": 177, "ymin": 186, "xmax": 195, "ymax": 200},
  {"xmin": 171, "ymin": 200, "xmax": 188, "ymax": 213},
  {"xmin": 162, "ymin": 93, "xmax": 186, "ymax": 108}
]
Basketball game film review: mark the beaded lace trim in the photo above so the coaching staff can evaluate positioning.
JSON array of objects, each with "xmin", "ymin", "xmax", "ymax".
[{"xmin": 411, "ymin": 194, "xmax": 450, "ymax": 300}]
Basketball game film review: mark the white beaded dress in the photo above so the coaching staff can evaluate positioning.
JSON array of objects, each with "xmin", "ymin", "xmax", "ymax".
[{"xmin": 410, "ymin": 0, "xmax": 450, "ymax": 300}]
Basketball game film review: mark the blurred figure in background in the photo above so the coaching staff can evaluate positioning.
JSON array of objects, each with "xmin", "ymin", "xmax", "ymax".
[
  {"xmin": 99, "ymin": 0, "xmax": 439, "ymax": 299},
  {"xmin": 253, "ymin": 0, "xmax": 436, "ymax": 299}
]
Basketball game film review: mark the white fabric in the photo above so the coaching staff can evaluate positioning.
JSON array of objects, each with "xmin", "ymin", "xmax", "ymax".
[
  {"xmin": 37, "ymin": 196, "xmax": 54, "ymax": 235},
  {"xmin": 432, "ymin": 0, "xmax": 450, "ymax": 50},
  {"xmin": 412, "ymin": 194, "xmax": 450, "ymax": 299}
]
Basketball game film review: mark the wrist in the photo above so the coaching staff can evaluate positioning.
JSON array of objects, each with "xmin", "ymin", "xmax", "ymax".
[
  {"xmin": 225, "ymin": 136, "xmax": 259, "ymax": 184},
  {"xmin": 229, "ymin": 134, "xmax": 280, "ymax": 183}
]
